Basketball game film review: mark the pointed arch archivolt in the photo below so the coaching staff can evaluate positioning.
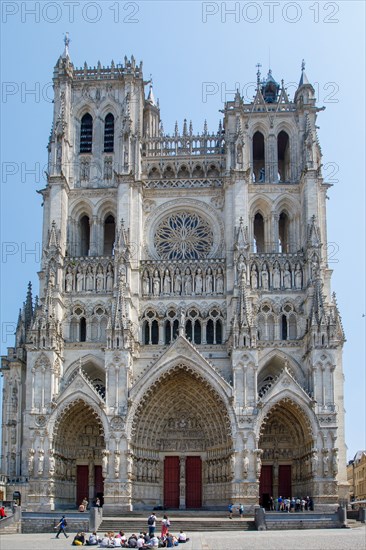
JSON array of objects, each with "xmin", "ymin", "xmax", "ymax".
[
  {"xmin": 49, "ymin": 397, "xmax": 107, "ymax": 452},
  {"xmin": 256, "ymin": 392, "xmax": 317, "ymax": 444},
  {"xmin": 128, "ymin": 363, "xmax": 233, "ymax": 453}
]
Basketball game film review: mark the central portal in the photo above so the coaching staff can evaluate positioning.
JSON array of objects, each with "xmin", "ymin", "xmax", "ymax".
[
  {"xmin": 164, "ymin": 456, "xmax": 202, "ymax": 509},
  {"xmin": 131, "ymin": 364, "xmax": 233, "ymax": 508}
]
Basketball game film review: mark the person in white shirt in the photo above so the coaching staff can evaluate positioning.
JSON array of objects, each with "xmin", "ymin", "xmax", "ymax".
[
  {"xmin": 178, "ymin": 530, "xmax": 189, "ymax": 543},
  {"xmin": 148, "ymin": 535, "xmax": 159, "ymax": 548}
]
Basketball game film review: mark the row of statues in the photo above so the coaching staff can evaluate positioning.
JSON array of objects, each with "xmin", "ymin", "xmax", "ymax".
[
  {"xmin": 205, "ymin": 457, "xmax": 235, "ymax": 483},
  {"xmin": 237, "ymin": 254, "xmax": 303, "ymax": 290},
  {"xmin": 65, "ymin": 263, "xmax": 114, "ymax": 292},
  {"xmin": 142, "ymin": 265, "xmax": 225, "ymax": 296}
]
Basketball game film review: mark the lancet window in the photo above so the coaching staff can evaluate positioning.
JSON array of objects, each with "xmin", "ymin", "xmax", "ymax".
[
  {"xmin": 104, "ymin": 113, "xmax": 114, "ymax": 153},
  {"xmin": 80, "ymin": 113, "xmax": 93, "ymax": 153},
  {"xmin": 142, "ymin": 310, "xmax": 159, "ymax": 345}
]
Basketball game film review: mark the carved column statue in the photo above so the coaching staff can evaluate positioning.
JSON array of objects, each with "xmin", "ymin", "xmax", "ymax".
[{"xmin": 179, "ymin": 456, "xmax": 186, "ymax": 509}]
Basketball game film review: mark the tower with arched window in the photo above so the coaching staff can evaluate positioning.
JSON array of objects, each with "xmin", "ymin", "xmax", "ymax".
[{"xmin": 0, "ymin": 44, "xmax": 347, "ymax": 514}]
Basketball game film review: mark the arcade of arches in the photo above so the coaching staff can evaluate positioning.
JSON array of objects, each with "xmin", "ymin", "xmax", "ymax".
[{"xmin": 47, "ymin": 374, "xmax": 322, "ymax": 510}]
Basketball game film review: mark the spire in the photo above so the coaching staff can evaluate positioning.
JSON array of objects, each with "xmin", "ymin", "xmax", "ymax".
[
  {"xmin": 256, "ymin": 62, "xmax": 262, "ymax": 88},
  {"xmin": 114, "ymin": 270, "xmax": 128, "ymax": 330},
  {"xmin": 298, "ymin": 59, "xmax": 310, "ymax": 87},
  {"xmin": 308, "ymin": 215, "xmax": 321, "ymax": 248},
  {"xmin": 235, "ymin": 218, "xmax": 249, "ymax": 253},
  {"xmin": 146, "ymin": 83, "xmax": 156, "ymax": 106},
  {"xmin": 183, "ymin": 119, "xmax": 188, "ymax": 136},
  {"xmin": 48, "ymin": 220, "xmax": 59, "ymax": 248},
  {"xmin": 311, "ymin": 277, "xmax": 326, "ymax": 326},
  {"xmin": 116, "ymin": 219, "xmax": 129, "ymax": 255},
  {"xmin": 203, "ymin": 120, "xmax": 208, "ymax": 135},
  {"xmin": 24, "ymin": 282, "xmax": 33, "ymax": 330},
  {"xmin": 62, "ymin": 32, "xmax": 70, "ymax": 59},
  {"xmin": 237, "ymin": 271, "xmax": 251, "ymax": 328}
]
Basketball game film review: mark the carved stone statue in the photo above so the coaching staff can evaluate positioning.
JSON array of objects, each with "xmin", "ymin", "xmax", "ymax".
[
  {"xmin": 261, "ymin": 263, "xmax": 269, "ymax": 290},
  {"xmin": 153, "ymin": 270, "xmax": 160, "ymax": 296},
  {"xmin": 237, "ymin": 254, "xmax": 246, "ymax": 284},
  {"xmin": 38, "ymin": 449, "xmax": 45, "ymax": 475},
  {"xmin": 283, "ymin": 262, "xmax": 292, "ymax": 289},
  {"xmin": 106, "ymin": 264, "xmax": 114, "ymax": 291},
  {"xmin": 254, "ymin": 450, "xmax": 262, "ymax": 478},
  {"xmin": 65, "ymin": 267, "xmax": 73, "ymax": 292},
  {"xmin": 102, "ymin": 450, "xmax": 109, "ymax": 477},
  {"xmin": 142, "ymin": 269, "xmax": 150, "ymax": 295},
  {"xmin": 179, "ymin": 309, "xmax": 185, "ymax": 336},
  {"xmin": 96, "ymin": 266, "xmax": 104, "ymax": 291},
  {"xmin": 114, "ymin": 450, "xmax": 120, "ymax": 478},
  {"xmin": 243, "ymin": 452, "xmax": 249, "ymax": 478},
  {"xmin": 163, "ymin": 269, "xmax": 171, "ymax": 294},
  {"xmin": 205, "ymin": 267, "xmax": 213, "ymax": 294},
  {"xmin": 216, "ymin": 267, "xmax": 224, "ymax": 294},
  {"xmin": 86, "ymin": 266, "xmax": 94, "ymax": 291},
  {"xmin": 76, "ymin": 268, "xmax": 84, "ymax": 292},
  {"xmin": 195, "ymin": 268, "xmax": 203, "ymax": 294},
  {"xmin": 49, "ymin": 449, "xmax": 55, "ymax": 475},
  {"xmin": 272, "ymin": 262, "xmax": 281, "ymax": 289},
  {"xmin": 174, "ymin": 268, "xmax": 182, "ymax": 295},
  {"xmin": 311, "ymin": 449, "xmax": 318, "ymax": 475},
  {"xmin": 295, "ymin": 263, "xmax": 302, "ymax": 289},
  {"xmin": 251, "ymin": 265, "xmax": 258, "ymax": 289},
  {"xmin": 184, "ymin": 268, "xmax": 192, "ymax": 295},
  {"xmin": 28, "ymin": 448, "xmax": 35, "ymax": 474}
]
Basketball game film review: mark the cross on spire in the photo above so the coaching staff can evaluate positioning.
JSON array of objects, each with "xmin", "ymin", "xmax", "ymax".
[
  {"xmin": 63, "ymin": 32, "xmax": 70, "ymax": 58},
  {"xmin": 256, "ymin": 63, "xmax": 262, "ymax": 85}
]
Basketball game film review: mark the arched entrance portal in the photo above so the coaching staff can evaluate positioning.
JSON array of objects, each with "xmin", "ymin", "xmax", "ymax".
[
  {"xmin": 131, "ymin": 364, "xmax": 233, "ymax": 509},
  {"xmin": 258, "ymin": 399, "xmax": 314, "ymax": 509},
  {"xmin": 53, "ymin": 399, "xmax": 105, "ymax": 508}
]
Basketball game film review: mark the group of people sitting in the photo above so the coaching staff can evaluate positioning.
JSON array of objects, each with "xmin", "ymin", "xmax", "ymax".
[{"xmin": 72, "ymin": 530, "xmax": 189, "ymax": 548}]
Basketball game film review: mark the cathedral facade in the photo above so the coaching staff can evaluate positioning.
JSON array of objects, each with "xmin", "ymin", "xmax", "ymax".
[{"xmin": 1, "ymin": 42, "xmax": 348, "ymax": 512}]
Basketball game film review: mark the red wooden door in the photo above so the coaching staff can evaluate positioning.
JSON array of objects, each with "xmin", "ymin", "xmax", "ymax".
[
  {"xmin": 94, "ymin": 465, "xmax": 104, "ymax": 503},
  {"xmin": 186, "ymin": 457, "xmax": 202, "ymax": 508},
  {"xmin": 278, "ymin": 465, "xmax": 292, "ymax": 498},
  {"xmin": 77, "ymin": 465, "xmax": 89, "ymax": 506},
  {"xmin": 259, "ymin": 465, "xmax": 273, "ymax": 508},
  {"xmin": 164, "ymin": 457, "xmax": 179, "ymax": 508}
]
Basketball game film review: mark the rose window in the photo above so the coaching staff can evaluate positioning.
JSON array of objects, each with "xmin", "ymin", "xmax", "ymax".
[{"xmin": 154, "ymin": 211, "xmax": 213, "ymax": 260}]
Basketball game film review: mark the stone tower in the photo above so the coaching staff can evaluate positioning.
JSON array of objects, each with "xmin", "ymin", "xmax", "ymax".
[{"xmin": 1, "ymin": 43, "xmax": 348, "ymax": 511}]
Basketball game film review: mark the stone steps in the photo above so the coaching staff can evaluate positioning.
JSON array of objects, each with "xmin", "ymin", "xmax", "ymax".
[{"xmin": 99, "ymin": 518, "xmax": 255, "ymax": 532}]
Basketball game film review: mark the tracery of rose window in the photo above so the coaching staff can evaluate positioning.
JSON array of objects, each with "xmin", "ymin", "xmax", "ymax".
[{"xmin": 154, "ymin": 212, "xmax": 213, "ymax": 260}]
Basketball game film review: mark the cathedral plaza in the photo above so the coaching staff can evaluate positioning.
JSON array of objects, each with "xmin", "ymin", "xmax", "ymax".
[
  {"xmin": 0, "ymin": 38, "xmax": 349, "ymax": 515},
  {"xmin": 1, "ymin": 527, "xmax": 366, "ymax": 550}
]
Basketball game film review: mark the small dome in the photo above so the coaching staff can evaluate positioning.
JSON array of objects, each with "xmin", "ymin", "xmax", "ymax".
[{"xmin": 261, "ymin": 70, "xmax": 280, "ymax": 103}]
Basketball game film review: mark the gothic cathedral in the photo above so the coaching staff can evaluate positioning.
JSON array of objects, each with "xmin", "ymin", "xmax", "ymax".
[{"xmin": 1, "ymin": 41, "xmax": 348, "ymax": 512}]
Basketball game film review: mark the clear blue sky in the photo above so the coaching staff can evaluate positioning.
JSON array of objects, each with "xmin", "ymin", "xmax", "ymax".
[{"xmin": 1, "ymin": 1, "xmax": 365, "ymax": 461}]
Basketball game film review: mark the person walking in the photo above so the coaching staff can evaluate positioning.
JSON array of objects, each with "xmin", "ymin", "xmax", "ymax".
[
  {"xmin": 238, "ymin": 503, "xmax": 244, "ymax": 518},
  {"xmin": 55, "ymin": 515, "xmax": 69, "ymax": 538},
  {"xmin": 228, "ymin": 503, "xmax": 233, "ymax": 519}
]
